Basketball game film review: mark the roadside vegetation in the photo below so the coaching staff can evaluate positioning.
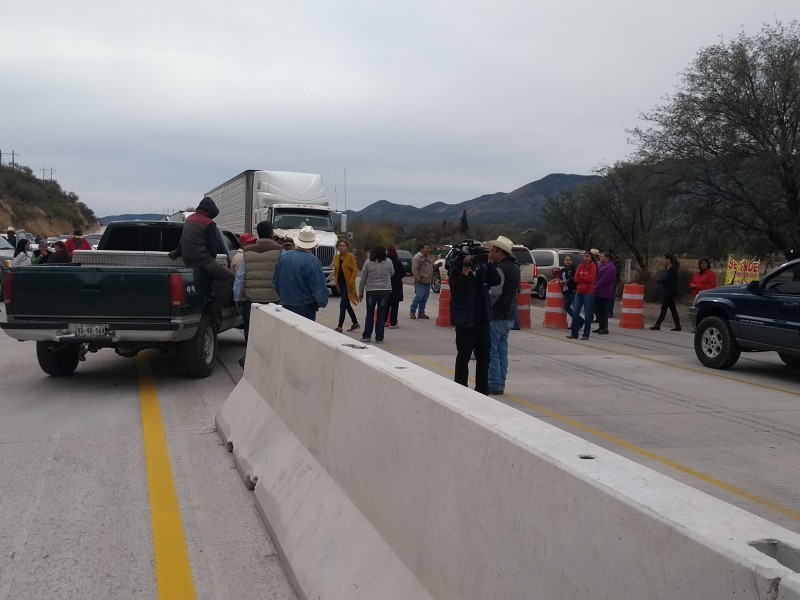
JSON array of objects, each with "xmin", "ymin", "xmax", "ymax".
[{"xmin": 0, "ymin": 164, "xmax": 96, "ymax": 236}]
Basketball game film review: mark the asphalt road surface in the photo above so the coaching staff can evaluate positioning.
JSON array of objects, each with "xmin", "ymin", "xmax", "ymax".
[{"xmin": 1, "ymin": 284, "xmax": 798, "ymax": 599}]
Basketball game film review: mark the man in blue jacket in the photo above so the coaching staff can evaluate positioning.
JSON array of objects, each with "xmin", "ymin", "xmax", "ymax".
[{"xmin": 273, "ymin": 226, "xmax": 329, "ymax": 321}]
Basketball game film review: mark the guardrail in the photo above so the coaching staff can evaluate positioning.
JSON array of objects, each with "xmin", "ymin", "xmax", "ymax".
[{"xmin": 217, "ymin": 304, "xmax": 800, "ymax": 600}]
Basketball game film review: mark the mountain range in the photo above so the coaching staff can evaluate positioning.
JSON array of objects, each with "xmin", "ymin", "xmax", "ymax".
[{"xmin": 100, "ymin": 173, "xmax": 599, "ymax": 229}]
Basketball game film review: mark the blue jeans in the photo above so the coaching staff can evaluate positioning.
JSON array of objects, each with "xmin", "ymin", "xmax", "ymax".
[
  {"xmin": 283, "ymin": 303, "xmax": 317, "ymax": 321},
  {"xmin": 362, "ymin": 291, "xmax": 390, "ymax": 341},
  {"xmin": 562, "ymin": 290, "xmax": 575, "ymax": 318},
  {"xmin": 571, "ymin": 293, "xmax": 595, "ymax": 338},
  {"xmin": 488, "ymin": 319, "xmax": 513, "ymax": 391},
  {"xmin": 409, "ymin": 283, "xmax": 431, "ymax": 316}
]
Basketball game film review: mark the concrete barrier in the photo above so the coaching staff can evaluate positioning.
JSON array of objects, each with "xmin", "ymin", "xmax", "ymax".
[{"xmin": 217, "ymin": 304, "xmax": 800, "ymax": 600}]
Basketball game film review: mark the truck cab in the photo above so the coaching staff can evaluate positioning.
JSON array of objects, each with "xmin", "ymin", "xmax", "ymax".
[{"xmin": 689, "ymin": 257, "xmax": 800, "ymax": 369}]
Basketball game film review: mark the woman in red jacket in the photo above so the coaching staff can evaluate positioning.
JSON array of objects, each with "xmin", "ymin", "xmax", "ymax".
[
  {"xmin": 689, "ymin": 257, "xmax": 717, "ymax": 299},
  {"xmin": 567, "ymin": 250, "xmax": 597, "ymax": 340}
]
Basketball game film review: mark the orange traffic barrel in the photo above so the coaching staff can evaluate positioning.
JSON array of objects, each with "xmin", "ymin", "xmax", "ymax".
[
  {"xmin": 435, "ymin": 279, "xmax": 452, "ymax": 327},
  {"xmin": 619, "ymin": 283, "xmax": 645, "ymax": 329},
  {"xmin": 517, "ymin": 281, "xmax": 531, "ymax": 329},
  {"xmin": 542, "ymin": 279, "xmax": 568, "ymax": 328}
]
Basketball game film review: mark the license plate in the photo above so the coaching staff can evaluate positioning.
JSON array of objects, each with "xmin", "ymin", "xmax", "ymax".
[{"xmin": 73, "ymin": 323, "xmax": 110, "ymax": 337}]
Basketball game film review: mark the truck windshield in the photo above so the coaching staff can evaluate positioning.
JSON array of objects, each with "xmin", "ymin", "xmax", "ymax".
[{"xmin": 273, "ymin": 210, "xmax": 334, "ymax": 232}]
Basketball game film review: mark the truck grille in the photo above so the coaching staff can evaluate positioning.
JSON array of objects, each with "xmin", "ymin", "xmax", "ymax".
[{"xmin": 314, "ymin": 245, "xmax": 334, "ymax": 268}]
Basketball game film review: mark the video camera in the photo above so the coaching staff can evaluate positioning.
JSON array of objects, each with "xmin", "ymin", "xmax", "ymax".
[{"xmin": 446, "ymin": 239, "xmax": 488, "ymax": 272}]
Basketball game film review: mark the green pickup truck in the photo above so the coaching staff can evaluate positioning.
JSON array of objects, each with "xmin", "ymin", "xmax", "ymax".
[{"xmin": 1, "ymin": 221, "xmax": 242, "ymax": 377}]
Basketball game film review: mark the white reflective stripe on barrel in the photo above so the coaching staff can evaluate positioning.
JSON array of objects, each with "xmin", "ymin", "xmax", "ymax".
[
  {"xmin": 622, "ymin": 293, "xmax": 644, "ymax": 300},
  {"xmin": 621, "ymin": 307, "xmax": 644, "ymax": 313}
]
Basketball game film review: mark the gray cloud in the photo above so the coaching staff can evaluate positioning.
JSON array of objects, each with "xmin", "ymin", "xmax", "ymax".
[{"xmin": 2, "ymin": 0, "xmax": 795, "ymax": 217}]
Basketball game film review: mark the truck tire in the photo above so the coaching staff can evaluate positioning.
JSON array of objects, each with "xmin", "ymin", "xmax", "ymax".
[
  {"xmin": 694, "ymin": 316, "xmax": 741, "ymax": 369},
  {"xmin": 180, "ymin": 314, "xmax": 218, "ymax": 378},
  {"xmin": 36, "ymin": 342, "xmax": 80, "ymax": 376},
  {"xmin": 778, "ymin": 352, "xmax": 800, "ymax": 369},
  {"xmin": 431, "ymin": 272, "xmax": 441, "ymax": 294},
  {"xmin": 535, "ymin": 279, "xmax": 547, "ymax": 300}
]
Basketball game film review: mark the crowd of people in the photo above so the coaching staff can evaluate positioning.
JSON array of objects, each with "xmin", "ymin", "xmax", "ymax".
[
  {"xmin": 8, "ymin": 205, "xmax": 721, "ymax": 395},
  {"xmin": 6, "ymin": 226, "xmax": 92, "ymax": 267}
]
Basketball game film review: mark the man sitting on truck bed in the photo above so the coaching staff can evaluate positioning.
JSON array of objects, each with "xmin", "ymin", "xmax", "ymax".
[{"xmin": 170, "ymin": 196, "xmax": 235, "ymax": 325}]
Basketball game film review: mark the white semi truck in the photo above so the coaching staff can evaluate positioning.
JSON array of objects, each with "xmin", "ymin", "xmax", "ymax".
[{"xmin": 205, "ymin": 170, "xmax": 346, "ymax": 294}]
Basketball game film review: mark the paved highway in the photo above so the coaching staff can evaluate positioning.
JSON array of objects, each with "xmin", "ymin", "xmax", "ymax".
[{"xmin": 1, "ymin": 283, "xmax": 798, "ymax": 598}]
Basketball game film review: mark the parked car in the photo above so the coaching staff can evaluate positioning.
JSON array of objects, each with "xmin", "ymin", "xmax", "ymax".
[
  {"xmin": 396, "ymin": 249, "xmax": 413, "ymax": 274},
  {"xmin": 689, "ymin": 257, "xmax": 800, "ymax": 370},
  {"xmin": 431, "ymin": 243, "xmax": 538, "ymax": 293},
  {"xmin": 529, "ymin": 248, "xmax": 584, "ymax": 299}
]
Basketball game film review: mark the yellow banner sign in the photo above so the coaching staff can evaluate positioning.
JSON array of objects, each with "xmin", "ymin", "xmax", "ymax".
[{"xmin": 725, "ymin": 256, "xmax": 760, "ymax": 285}]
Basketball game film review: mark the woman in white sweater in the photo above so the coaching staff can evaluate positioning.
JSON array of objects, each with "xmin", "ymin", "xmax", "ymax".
[
  {"xmin": 358, "ymin": 245, "xmax": 394, "ymax": 344},
  {"xmin": 10, "ymin": 239, "xmax": 32, "ymax": 267}
]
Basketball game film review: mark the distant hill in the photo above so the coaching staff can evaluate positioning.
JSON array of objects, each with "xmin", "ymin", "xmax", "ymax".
[
  {"xmin": 0, "ymin": 165, "xmax": 97, "ymax": 236},
  {"xmin": 99, "ymin": 213, "xmax": 165, "ymax": 225},
  {"xmin": 344, "ymin": 173, "xmax": 600, "ymax": 229},
  {"xmin": 98, "ymin": 173, "xmax": 600, "ymax": 231}
]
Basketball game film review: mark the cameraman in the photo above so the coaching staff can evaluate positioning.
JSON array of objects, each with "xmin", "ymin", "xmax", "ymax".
[{"xmin": 448, "ymin": 241, "xmax": 501, "ymax": 395}]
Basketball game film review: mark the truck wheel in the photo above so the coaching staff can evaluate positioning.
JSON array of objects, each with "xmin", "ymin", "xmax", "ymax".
[
  {"xmin": 431, "ymin": 272, "xmax": 441, "ymax": 294},
  {"xmin": 36, "ymin": 342, "xmax": 80, "ymax": 376},
  {"xmin": 535, "ymin": 279, "xmax": 547, "ymax": 300},
  {"xmin": 180, "ymin": 314, "xmax": 218, "ymax": 378},
  {"xmin": 778, "ymin": 353, "xmax": 800, "ymax": 369},
  {"xmin": 694, "ymin": 316, "xmax": 741, "ymax": 369}
]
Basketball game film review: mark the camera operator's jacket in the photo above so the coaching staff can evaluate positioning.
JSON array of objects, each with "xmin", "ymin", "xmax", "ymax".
[
  {"xmin": 448, "ymin": 263, "xmax": 501, "ymax": 327},
  {"xmin": 489, "ymin": 256, "xmax": 521, "ymax": 321}
]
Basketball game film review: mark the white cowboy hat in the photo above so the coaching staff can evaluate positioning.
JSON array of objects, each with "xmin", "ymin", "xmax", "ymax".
[
  {"xmin": 295, "ymin": 225, "xmax": 318, "ymax": 249},
  {"xmin": 488, "ymin": 235, "xmax": 513, "ymax": 255}
]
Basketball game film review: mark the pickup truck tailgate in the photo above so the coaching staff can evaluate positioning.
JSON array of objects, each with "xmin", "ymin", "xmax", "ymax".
[{"xmin": 9, "ymin": 267, "xmax": 174, "ymax": 320}]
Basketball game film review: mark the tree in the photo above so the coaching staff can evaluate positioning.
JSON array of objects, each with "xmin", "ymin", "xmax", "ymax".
[
  {"xmin": 540, "ymin": 189, "xmax": 598, "ymax": 249},
  {"xmin": 631, "ymin": 21, "xmax": 800, "ymax": 260},
  {"xmin": 459, "ymin": 210, "xmax": 469, "ymax": 235},
  {"xmin": 582, "ymin": 162, "xmax": 674, "ymax": 272}
]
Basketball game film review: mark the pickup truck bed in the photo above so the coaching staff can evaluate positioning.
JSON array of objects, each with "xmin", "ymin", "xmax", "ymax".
[{"xmin": 1, "ymin": 221, "xmax": 241, "ymax": 377}]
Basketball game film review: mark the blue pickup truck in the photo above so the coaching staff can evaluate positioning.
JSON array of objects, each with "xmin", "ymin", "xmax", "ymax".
[
  {"xmin": 689, "ymin": 258, "xmax": 800, "ymax": 369},
  {"xmin": 1, "ymin": 221, "xmax": 242, "ymax": 378}
]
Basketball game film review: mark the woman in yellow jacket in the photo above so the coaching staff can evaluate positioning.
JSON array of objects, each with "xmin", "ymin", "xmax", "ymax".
[{"xmin": 333, "ymin": 239, "xmax": 360, "ymax": 332}]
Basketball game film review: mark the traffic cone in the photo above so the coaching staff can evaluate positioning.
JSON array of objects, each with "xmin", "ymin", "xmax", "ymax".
[
  {"xmin": 542, "ymin": 279, "xmax": 568, "ymax": 328},
  {"xmin": 619, "ymin": 283, "xmax": 645, "ymax": 329},
  {"xmin": 517, "ymin": 282, "xmax": 531, "ymax": 329},
  {"xmin": 435, "ymin": 279, "xmax": 452, "ymax": 327}
]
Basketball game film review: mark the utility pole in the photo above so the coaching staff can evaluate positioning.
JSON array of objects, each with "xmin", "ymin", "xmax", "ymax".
[
  {"xmin": 11, "ymin": 151, "xmax": 20, "ymax": 170},
  {"xmin": 49, "ymin": 168, "xmax": 55, "ymax": 181},
  {"xmin": 41, "ymin": 167, "xmax": 47, "ymax": 179}
]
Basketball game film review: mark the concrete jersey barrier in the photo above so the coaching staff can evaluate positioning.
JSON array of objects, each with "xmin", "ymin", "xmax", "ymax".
[{"xmin": 216, "ymin": 304, "xmax": 800, "ymax": 600}]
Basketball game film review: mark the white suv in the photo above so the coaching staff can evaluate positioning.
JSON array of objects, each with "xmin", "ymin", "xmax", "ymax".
[{"xmin": 529, "ymin": 248, "xmax": 584, "ymax": 299}]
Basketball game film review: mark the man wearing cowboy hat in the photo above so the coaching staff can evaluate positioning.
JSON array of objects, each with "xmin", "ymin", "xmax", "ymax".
[
  {"xmin": 486, "ymin": 235, "xmax": 520, "ymax": 396},
  {"xmin": 273, "ymin": 225, "xmax": 328, "ymax": 321},
  {"xmin": 64, "ymin": 228, "xmax": 92, "ymax": 258},
  {"xmin": 6, "ymin": 227, "xmax": 17, "ymax": 248}
]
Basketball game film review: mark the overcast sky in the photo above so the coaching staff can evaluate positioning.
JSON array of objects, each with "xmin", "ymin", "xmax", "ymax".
[{"xmin": 2, "ymin": 1, "xmax": 797, "ymax": 218}]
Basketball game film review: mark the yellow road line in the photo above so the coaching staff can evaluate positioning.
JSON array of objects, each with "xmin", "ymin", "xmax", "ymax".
[
  {"xmin": 137, "ymin": 351, "xmax": 196, "ymax": 599},
  {"xmin": 396, "ymin": 348, "xmax": 800, "ymax": 524}
]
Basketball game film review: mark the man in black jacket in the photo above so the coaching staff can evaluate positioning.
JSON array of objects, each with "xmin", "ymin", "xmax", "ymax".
[
  {"xmin": 487, "ymin": 236, "xmax": 520, "ymax": 395},
  {"xmin": 448, "ymin": 243, "xmax": 501, "ymax": 395},
  {"xmin": 170, "ymin": 197, "xmax": 235, "ymax": 326}
]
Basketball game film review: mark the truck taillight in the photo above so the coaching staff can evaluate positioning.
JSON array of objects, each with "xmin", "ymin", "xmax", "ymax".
[
  {"xmin": 533, "ymin": 263, "xmax": 538, "ymax": 278},
  {"xmin": 3, "ymin": 272, "xmax": 12, "ymax": 303},
  {"xmin": 168, "ymin": 273, "xmax": 185, "ymax": 308}
]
